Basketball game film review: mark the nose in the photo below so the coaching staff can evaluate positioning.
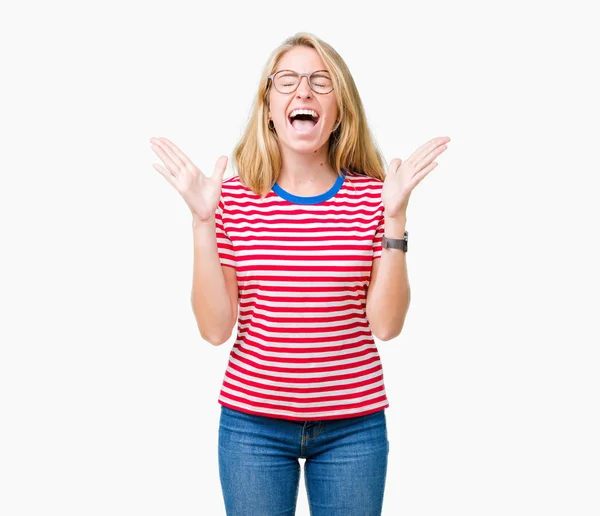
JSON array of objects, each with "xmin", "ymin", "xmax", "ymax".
[{"xmin": 296, "ymin": 75, "xmax": 312, "ymax": 98}]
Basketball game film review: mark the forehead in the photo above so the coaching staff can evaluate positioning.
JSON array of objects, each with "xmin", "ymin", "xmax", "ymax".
[{"xmin": 276, "ymin": 46, "xmax": 327, "ymax": 73}]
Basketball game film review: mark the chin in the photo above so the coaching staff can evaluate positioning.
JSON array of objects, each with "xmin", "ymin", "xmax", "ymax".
[
  {"xmin": 282, "ymin": 120, "xmax": 331, "ymax": 152},
  {"xmin": 283, "ymin": 139, "xmax": 328, "ymax": 154}
]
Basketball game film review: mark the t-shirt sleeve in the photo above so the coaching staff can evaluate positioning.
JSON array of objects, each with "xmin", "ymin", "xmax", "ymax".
[
  {"xmin": 214, "ymin": 194, "xmax": 236, "ymax": 269},
  {"xmin": 372, "ymin": 208, "xmax": 384, "ymax": 259}
]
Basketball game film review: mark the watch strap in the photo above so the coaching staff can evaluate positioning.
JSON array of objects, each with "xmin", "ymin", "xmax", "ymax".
[{"xmin": 382, "ymin": 231, "xmax": 408, "ymax": 252}]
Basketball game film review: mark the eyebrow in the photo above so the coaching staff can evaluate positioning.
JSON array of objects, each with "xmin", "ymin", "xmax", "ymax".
[{"xmin": 275, "ymin": 69, "xmax": 330, "ymax": 74}]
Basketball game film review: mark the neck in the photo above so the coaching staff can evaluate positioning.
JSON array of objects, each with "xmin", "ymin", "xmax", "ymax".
[{"xmin": 277, "ymin": 143, "xmax": 337, "ymax": 188}]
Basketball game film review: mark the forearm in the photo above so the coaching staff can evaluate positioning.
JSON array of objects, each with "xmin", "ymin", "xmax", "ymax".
[
  {"xmin": 366, "ymin": 215, "xmax": 411, "ymax": 341},
  {"xmin": 190, "ymin": 217, "xmax": 234, "ymax": 345}
]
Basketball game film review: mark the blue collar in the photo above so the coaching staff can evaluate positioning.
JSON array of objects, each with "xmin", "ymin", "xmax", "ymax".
[{"xmin": 272, "ymin": 169, "xmax": 347, "ymax": 205}]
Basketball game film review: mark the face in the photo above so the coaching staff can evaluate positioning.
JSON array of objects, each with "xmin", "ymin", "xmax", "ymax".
[{"xmin": 268, "ymin": 46, "xmax": 338, "ymax": 154}]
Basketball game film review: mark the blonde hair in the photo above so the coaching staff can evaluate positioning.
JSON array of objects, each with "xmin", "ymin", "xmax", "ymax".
[{"xmin": 232, "ymin": 32, "xmax": 386, "ymax": 198}]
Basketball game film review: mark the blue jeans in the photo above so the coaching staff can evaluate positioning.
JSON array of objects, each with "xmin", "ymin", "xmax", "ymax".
[{"xmin": 218, "ymin": 405, "xmax": 389, "ymax": 515}]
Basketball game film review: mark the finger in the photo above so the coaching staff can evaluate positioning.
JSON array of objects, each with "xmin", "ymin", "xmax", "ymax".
[
  {"xmin": 387, "ymin": 158, "xmax": 402, "ymax": 174},
  {"xmin": 414, "ymin": 144, "xmax": 447, "ymax": 172},
  {"xmin": 407, "ymin": 136, "xmax": 450, "ymax": 167},
  {"xmin": 151, "ymin": 143, "xmax": 180, "ymax": 178},
  {"xmin": 212, "ymin": 155, "xmax": 228, "ymax": 183},
  {"xmin": 153, "ymin": 163, "xmax": 177, "ymax": 189},
  {"xmin": 153, "ymin": 137, "xmax": 185, "ymax": 169},
  {"xmin": 156, "ymin": 137, "xmax": 193, "ymax": 168},
  {"xmin": 411, "ymin": 161, "xmax": 439, "ymax": 187}
]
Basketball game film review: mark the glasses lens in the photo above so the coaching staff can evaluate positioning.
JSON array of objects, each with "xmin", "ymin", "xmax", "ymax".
[
  {"xmin": 273, "ymin": 71, "xmax": 334, "ymax": 94},
  {"xmin": 310, "ymin": 71, "xmax": 333, "ymax": 94},
  {"xmin": 274, "ymin": 71, "xmax": 300, "ymax": 93}
]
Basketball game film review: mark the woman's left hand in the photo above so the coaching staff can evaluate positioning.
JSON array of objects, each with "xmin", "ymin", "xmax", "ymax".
[{"xmin": 381, "ymin": 136, "xmax": 451, "ymax": 219}]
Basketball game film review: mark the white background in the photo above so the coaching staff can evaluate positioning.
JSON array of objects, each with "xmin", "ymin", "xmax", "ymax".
[{"xmin": 1, "ymin": 0, "xmax": 599, "ymax": 514}]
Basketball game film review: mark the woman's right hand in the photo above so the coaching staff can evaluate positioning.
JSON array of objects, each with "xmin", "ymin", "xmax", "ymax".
[{"xmin": 150, "ymin": 137, "xmax": 228, "ymax": 224}]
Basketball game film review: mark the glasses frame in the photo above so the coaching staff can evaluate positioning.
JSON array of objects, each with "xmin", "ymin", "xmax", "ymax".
[{"xmin": 267, "ymin": 69, "xmax": 334, "ymax": 95}]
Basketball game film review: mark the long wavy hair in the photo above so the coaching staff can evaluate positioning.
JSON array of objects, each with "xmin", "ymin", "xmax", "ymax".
[{"xmin": 232, "ymin": 32, "xmax": 386, "ymax": 198}]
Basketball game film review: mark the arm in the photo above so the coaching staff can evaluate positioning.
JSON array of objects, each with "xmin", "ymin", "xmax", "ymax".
[
  {"xmin": 365, "ymin": 215, "xmax": 411, "ymax": 341},
  {"xmin": 365, "ymin": 136, "xmax": 450, "ymax": 339},
  {"xmin": 190, "ymin": 216, "xmax": 238, "ymax": 346}
]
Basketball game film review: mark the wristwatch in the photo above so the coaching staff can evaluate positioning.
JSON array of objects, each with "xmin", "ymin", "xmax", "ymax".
[{"xmin": 381, "ymin": 231, "xmax": 408, "ymax": 252}]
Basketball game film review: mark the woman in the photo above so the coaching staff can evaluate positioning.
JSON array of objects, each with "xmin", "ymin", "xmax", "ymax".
[{"xmin": 150, "ymin": 32, "xmax": 450, "ymax": 516}]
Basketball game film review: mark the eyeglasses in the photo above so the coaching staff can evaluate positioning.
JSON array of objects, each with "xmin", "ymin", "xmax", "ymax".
[{"xmin": 267, "ymin": 69, "xmax": 334, "ymax": 95}]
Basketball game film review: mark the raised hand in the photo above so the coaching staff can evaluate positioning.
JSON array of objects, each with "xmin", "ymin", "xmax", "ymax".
[
  {"xmin": 381, "ymin": 136, "xmax": 451, "ymax": 219},
  {"xmin": 150, "ymin": 137, "xmax": 228, "ymax": 224}
]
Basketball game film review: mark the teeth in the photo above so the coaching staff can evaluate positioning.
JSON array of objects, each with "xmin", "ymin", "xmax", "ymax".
[{"xmin": 289, "ymin": 109, "xmax": 319, "ymax": 119}]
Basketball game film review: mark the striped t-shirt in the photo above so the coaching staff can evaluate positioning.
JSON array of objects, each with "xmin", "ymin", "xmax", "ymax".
[{"xmin": 213, "ymin": 168, "xmax": 389, "ymax": 421}]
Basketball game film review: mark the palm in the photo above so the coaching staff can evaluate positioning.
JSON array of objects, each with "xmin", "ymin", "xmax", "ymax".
[
  {"xmin": 178, "ymin": 165, "xmax": 221, "ymax": 220},
  {"xmin": 381, "ymin": 172, "xmax": 409, "ymax": 218}
]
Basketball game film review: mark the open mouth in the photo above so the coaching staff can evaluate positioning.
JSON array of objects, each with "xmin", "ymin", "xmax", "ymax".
[{"xmin": 288, "ymin": 110, "xmax": 320, "ymax": 134}]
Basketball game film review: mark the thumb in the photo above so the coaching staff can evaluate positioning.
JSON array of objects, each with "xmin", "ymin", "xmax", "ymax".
[
  {"xmin": 388, "ymin": 158, "xmax": 402, "ymax": 174},
  {"xmin": 213, "ymin": 155, "xmax": 228, "ymax": 183}
]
